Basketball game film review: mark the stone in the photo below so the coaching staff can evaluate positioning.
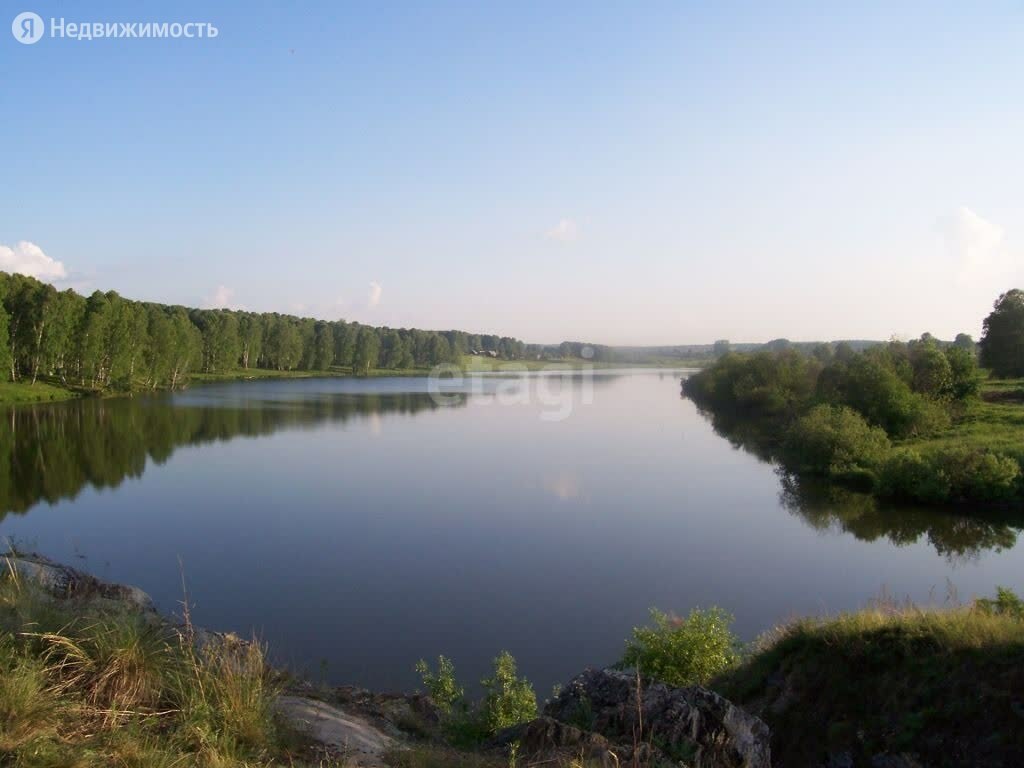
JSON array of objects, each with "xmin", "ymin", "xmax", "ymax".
[
  {"xmin": 275, "ymin": 695, "xmax": 398, "ymax": 768},
  {"xmin": 545, "ymin": 668, "xmax": 771, "ymax": 768},
  {"xmin": 3, "ymin": 551, "xmax": 156, "ymax": 612}
]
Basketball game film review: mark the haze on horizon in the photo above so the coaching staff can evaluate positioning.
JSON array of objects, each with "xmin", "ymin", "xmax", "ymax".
[{"xmin": 2, "ymin": 1, "xmax": 1022, "ymax": 346}]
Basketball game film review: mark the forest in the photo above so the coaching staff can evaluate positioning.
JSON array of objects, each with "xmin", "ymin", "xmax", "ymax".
[{"xmin": 0, "ymin": 271, "xmax": 528, "ymax": 392}]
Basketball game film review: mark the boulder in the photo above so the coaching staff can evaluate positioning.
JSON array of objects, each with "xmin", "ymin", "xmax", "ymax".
[
  {"xmin": 545, "ymin": 668, "xmax": 771, "ymax": 768},
  {"xmin": 275, "ymin": 694, "xmax": 397, "ymax": 768},
  {"xmin": 2, "ymin": 551, "xmax": 155, "ymax": 612},
  {"xmin": 490, "ymin": 715, "xmax": 639, "ymax": 766}
]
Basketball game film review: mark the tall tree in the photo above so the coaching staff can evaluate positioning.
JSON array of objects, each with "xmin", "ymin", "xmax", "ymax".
[
  {"xmin": 980, "ymin": 289, "xmax": 1024, "ymax": 377},
  {"xmin": 353, "ymin": 327, "xmax": 380, "ymax": 374},
  {"xmin": 312, "ymin": 321, "xmax": 334, "ymax": 370},
  {"xmin": 0, "ymin": 298, "xmax": 10, "ymax": 382}
]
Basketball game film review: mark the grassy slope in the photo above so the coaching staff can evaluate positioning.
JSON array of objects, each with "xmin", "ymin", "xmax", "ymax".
[
  {"xmin": 0, "ymin": 570, "xmax": 333, "ymax": 768},
  {"xmin": 713, "ymin": 600, "xmax": 1024, "ymax": 767},
  {"xmin": 905, "ymin": 379, "xmax": 1024, "ymax": 465}
]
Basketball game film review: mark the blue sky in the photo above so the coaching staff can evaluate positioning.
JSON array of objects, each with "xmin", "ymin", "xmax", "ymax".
[{"xmin": 2, "ymin": 1, "xmax": 1022, "ymax": 344}]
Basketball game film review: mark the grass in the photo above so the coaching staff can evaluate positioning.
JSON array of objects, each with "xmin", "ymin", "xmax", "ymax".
[
  {"xmin": 905, "ymin": 378, "xmax": 1024, "ymax": 466},
  {"xmin": 0, "ymin": 380, "xmax": 80, "ymax": 405},
  {"xmin": 0, "ymin": 563, "xmax": 340, "ymax": 767},
  {"xmin": 713, "ymin": 592, "xmax": 1024, "ymax": 767}
]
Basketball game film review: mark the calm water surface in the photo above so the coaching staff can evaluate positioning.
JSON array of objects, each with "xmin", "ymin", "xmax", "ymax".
[{"xmin": 2, "ymin": 370, "xmax": 1022, "ymax": 692}]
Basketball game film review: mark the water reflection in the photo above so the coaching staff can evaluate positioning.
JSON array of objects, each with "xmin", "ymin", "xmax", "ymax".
[
  {"xmin": 0, "ymin": 391, "xmax": 465, "ymax": 517},
  {"xmin": 683, "ymin": 391, "xmax": 1024, "ymax": 561},
  {"xmin": 778, "ymin": 473, "xmax": 1021, "ymax": 564}
]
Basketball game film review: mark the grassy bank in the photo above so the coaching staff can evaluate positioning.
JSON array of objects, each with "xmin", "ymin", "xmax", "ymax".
[
  {"xmin": 3, "ymin": 553, "xmax": 1021, "ymax": 767},
  {"xmin": 713, "ymin": 591, "xmax": 1024, "ymax": 767},
  {"xmin": 0, "ymin": 567, "xmax": 329, "ymax": 767},
  {"xmin": 0, "ymin": 381, "xmax": 81, "ymax": 405},
  {"xmin": 0, "ymin": 357, "xmax": 693, "ymax": 406},
  {"xmin": 683, "ymin": 342, "xmax": 1024, "ymax": 507},
  {"xmin": 909, "ymin": 380, "xmax": 1024, "ymax": 466}
]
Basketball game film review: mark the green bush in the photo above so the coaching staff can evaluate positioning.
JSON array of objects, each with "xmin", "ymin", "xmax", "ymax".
[
  {"xmin": 975, "ymin": 587, "xmax": 1024, "ymax": 620},
  {"xmin": 785, "ymin": 405, "xmax": 891, "ymax": 484},
  {"xmin": 618, "ymin": 608, "xmax": 740, "ymax": 687},
  {"xmin": 937, "ymin": 448, "xmax": 1021, "ymax": 502},
  {"xmin": 415, "ymin": 655, "xmax": 464, "ymax": 715},
  {"xmin": 480, "ymin": 651, "xmax": 537, "ymax": 733},
  {"xmin": 416, "ymin": 651, "xmax": 537, "ymax": 744},
  {"xmin": 817, "ymin": 356, "xmax": 950, "ymax": 438},
  {"xmin": 879, "ymin": 449, "xmax": 951, "ymax": 503}
]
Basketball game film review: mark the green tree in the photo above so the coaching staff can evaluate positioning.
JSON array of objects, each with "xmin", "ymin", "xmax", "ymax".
[
  {"xmin": 264, "ymin": 318, "xmax": 302, "ymax": 370},
  {"xmin": 954, "ymin": 333, "xmax": 975, "ymax": 351},
  {"xmin": 353, "ymin": 327, "xmax": 380, "ymax": 374},
  {"xmin": 312, "ymin": 321, "xmax": 334, "ymax": 370},
  {"xmin": 980, "ymin": 289, "xmax": 1024, "ymax": 377},
  {"xmin": 910, "ymin": 345, "xmax": 953, "ymax": 398},
  {"xmin": 75, "ymin": 291, "xmax": 111, "ymax": 387},
  {"xmin": 0, "ymin": 299, "xmax": 10, "ymax": 381},
  {"xmin": 238, "ymin": 314, "xmax": 264, "ymax": 370},
  {"xmin": 380, "ymin": 329, "xmax": 408, "ymax": 369}
]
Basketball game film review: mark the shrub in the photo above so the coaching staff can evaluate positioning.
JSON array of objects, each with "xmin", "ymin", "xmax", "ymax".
[
  {"xmin": 879, "ymin": 449, "xmax": 951, "ymax": 503},
  {"xmin": 415, "ymin": 655, "xmax": 464, "ymax": 715},
  {"xmin": 910, "ymin": 346, "xmax": 953, "ymax": 398},
  {"xmin": 936, "ymin": 448, "xmax": 1021, "ymax": 502},
  {"xmin": 817, "ymin": 357, "xmax": 949, "ymax": 438},
  {"xmin": 975, "ymin": 587, "xmax": 1024, "ymax": 620},
  {"xmin": 416, "ymin": 652, "xmax": 536, "ymax": 744},
  {"xmin": 618, "ymin": 608, "xmax": 740, "ymax": 687},
  {"xmin": 480, "ymin": 651, "xmax": 537, "ymax": 733},
  {"xmin": 785, "ymin": 404, "xmax": 891, "ymax": 484}
]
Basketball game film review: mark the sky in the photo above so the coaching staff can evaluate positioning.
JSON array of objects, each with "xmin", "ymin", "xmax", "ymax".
[{"xmin": 1, "ymin": 1, "xmax": 1022, "ymax": 345}]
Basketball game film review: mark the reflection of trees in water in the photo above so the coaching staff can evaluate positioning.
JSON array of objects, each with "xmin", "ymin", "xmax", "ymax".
[
  {"xmin": 691, "ymin": 404, "xmax": 782, "ymax": 464},
  {"xmin": 778, "ymin": 472, "xmax": 1022, "ymax": 563},
  {"xmin": 0, "ymin": 393, "xmax": 464, "ymax": 517},
  {"xmin": 685, "ymin": 399, "xmax": 1023, "ymax": 561}
]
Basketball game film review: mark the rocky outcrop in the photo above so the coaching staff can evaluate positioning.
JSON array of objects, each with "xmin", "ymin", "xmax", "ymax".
[
  {"xmin": 274, "ymin": 695, "xmax": 398, "ymax": 768},
  {"xmin": 538, "ymin": 668, "xmax": 771, "ymax": 768},
  {"xmin": 3, "ymin": 551, "xmax": 155, "ymax": 612},
  {"xmin": 4, "ymin": 553, "xmax": 769, "ymax": 767},
  {"xmin": 490, "ymin": 715, "xmax": 633, "ymax": 766}
]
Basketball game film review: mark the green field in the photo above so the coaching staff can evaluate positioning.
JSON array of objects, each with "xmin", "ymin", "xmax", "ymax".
[{"xmin": 907, "ymin": 378, "xmax": 1024, "ymax": 465}]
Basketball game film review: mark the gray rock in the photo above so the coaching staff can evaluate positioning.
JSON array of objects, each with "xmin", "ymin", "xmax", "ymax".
[
  {"xmin": 545, "ymin": 668, "xmax": 771, "ymax": 768},
  {"xmin": 275, "ymin": 694, "xmax": 398, "ymax": 768},
  {"xmin": 3, "ymin": 551, "xmax": 156, "ymax": 612},
  {"xmin": 490, "ymin": 716, "xmax": 634, "ymax": 767}
]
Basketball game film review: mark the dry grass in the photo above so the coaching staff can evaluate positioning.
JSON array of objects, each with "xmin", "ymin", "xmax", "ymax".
[{"xmin": 0, "ymin": 563, "xmax": 329, "ymax": 768}]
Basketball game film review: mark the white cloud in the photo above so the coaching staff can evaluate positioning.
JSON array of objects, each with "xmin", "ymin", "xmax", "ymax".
[
  {"xmin": 203, "ymin": 285, "xmax": 245, "ymax": 310},
  {"xmin": 940, "ymin": 207, "xmax": 1017, "ymax": 284},
  {"xmin": 545, "ymin": 218, "xmax": 579, "ymax": 242},
  {"xmin": 0, "ymin": 241, "xmax": 67, "ymax": 281},
  {"xmin": 367, "ymin": 281, "xmax": 382, "ymax": 308}
]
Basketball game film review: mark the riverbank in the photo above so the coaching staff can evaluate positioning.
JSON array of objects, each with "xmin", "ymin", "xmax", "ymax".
[
  {"xmin": 2, "ymin": 552, "xmax": 1021, "ymax": 767},
  {"xmin": 0, "ymin": 358, "xmax": 694, "ymax": 407},
  {"xmin": 684, "ymin": 345, "xmax": 1024, "ymax": 508}
]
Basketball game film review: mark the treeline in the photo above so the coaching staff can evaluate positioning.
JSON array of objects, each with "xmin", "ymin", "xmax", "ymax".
[
  {"xmin": 0, "ymin": 271, "xmax": 527, "ymax": 391},
  {"xmin": 684, "ymin": 334, "xmax": 1023, "ymax": 505}
]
